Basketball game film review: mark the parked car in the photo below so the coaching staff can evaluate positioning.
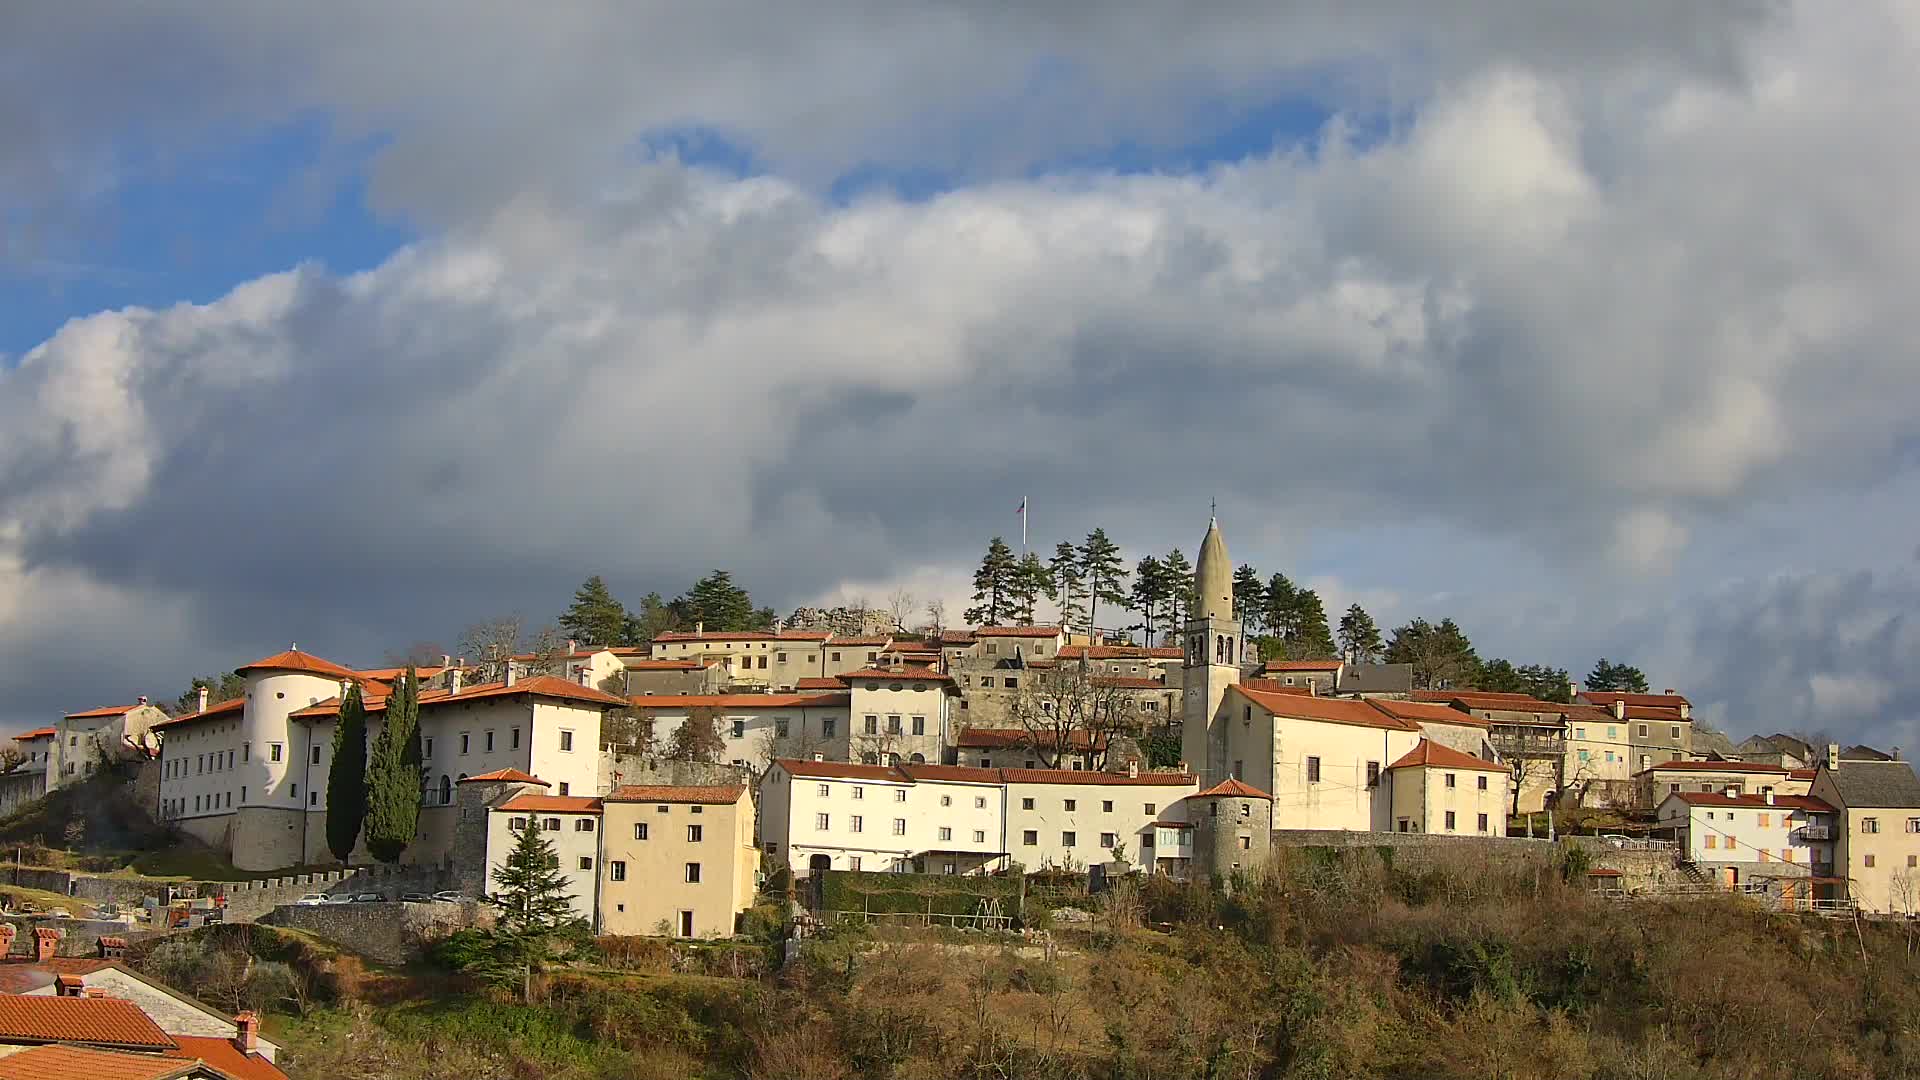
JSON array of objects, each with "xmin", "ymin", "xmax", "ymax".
[
  {"xmin": 44, "ymin": 908, "xmax": 71, "ymax": 919},
  {"xmin": 294, "ymin": 894, "xmax": 330, "ymax": 907},
  {"xmin": 349, "ymin": 893, "xmax": 386, "ymax": 903},
  {"xmin": 399, "ymin": 892, "xmax": 433, "ymax": 903},
  {"xmin": 1600, "ymin": 834, "xmax": 1631, "ymax": 849},
  {"xmin": 431, "ymin": 891, "xmax": 466, "ymax": 903},
  {"xmin": 325, "ymin": 893, "xmax": 355, "ymax": 904}
]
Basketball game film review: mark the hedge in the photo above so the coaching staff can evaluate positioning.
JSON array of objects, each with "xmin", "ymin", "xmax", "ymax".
[{"xmin": 814, "ymin": 870, "xmax": 1021, "ymax": 919}]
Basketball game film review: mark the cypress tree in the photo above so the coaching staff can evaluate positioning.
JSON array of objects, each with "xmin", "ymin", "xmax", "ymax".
[
  {"xmin": 324, "ymin": 683, "xmax": 370, "ymax": 863},
  {"xmin": 365, "ymin": 667, "xmax": 424, "ymax": 863}
]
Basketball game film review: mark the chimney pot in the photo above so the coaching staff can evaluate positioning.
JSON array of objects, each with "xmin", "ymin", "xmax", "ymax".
[
  {"xmin": 197, "ymin": 686, "xmax": 210, "ymax": 714},
  {"xmin": 695, "ymin": 621, "xmax": 704, "ymax": 635},
  {"xmin": 567, "ymin": 639, "xmax": 576, "ymax": 654},
  {"xmin": 136, "ymin": 695, "xmax": 148, "ymax": 706},
  {"xmin": 506, "ymin": 665, "xmax": 518, "ymax": 688},
  {"xmin": 450, "ymin": 669, "xmax": 464, "ymax": 696},
  {"xmin": 0, "ymin": 925, "xmax": 16, "ymax": 956},
  {"xmin": 235, "ymin": 1011, "xmax": 260, "ymax": 1053},
  {"xmin": 1127, "ymin": 759, "xmax": 1139, "ymax": 778},
  {"xmin": 1827, "ymin": 743, "xmax": 1840, "ymax": 770},
  {"xmin": 1765, "ymin": 789, "xmax": 1775, "ymax": 805}
]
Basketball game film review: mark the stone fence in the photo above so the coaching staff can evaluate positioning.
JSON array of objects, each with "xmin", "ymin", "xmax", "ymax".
[{"xmin": 3, "ymin": 862, "xmax": 453, "ymax": 923}]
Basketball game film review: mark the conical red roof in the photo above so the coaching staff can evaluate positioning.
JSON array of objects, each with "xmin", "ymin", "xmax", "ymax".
[
  {"xmin": 1195, "ymin": 777, "xmax": 1271, "ymax": 800},
  {"xmin": 235, "ymin": 649, "xmax": 358, "ymax": 679}
]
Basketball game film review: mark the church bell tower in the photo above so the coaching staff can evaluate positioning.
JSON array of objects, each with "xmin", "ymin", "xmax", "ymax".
[{"xmin": 1181, "ymin": 513, "xmax": 1243, "ymax": 787}]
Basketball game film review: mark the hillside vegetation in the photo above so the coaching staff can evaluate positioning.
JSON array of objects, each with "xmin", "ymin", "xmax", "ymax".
[{"xmin": 125, "ymin": 843, "xmax": 1920, "ymax": 1079}]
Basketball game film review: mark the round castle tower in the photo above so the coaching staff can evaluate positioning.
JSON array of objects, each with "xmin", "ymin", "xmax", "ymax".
[
  {"xmin": 231, "ymin": 648, "xmax": 361, "ymax": 870},
  {"xmin": 1190, "ymin": 778, "xmax": 1273, "ymax": 880}
]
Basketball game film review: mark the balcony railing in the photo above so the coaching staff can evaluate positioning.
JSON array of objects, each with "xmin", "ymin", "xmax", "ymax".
[{"xmin": 1796, "ymin": 825, "xmax": 1831, "ymax": 841}]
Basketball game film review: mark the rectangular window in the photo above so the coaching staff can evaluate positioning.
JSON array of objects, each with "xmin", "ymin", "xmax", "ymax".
[
  {"xmin": 1575, "ymin": 727, "xmax": 1586, "ymax": 740},
  {"xmin": 851, "ymin": 786, "xmax": 864, "ymax": 800},
  {"xmin": 425, "ymin": 737, "xmax": 434, "ymax": 759},
  {"xmin": 1637, "ymin": 724, "xmax": 1648, "ymax": 737},
  {"xmin": 1864, "ymin": 818, "xmax": 1881, "ymax": 834},
  {"xmin": 892, "ymin": 818, "xmax": 906, "ymax": 836},
  {"xmin": 1445, "ymin": 773, "xmax": 1457, "ymax": 789},
  {"xmin": 634, "ymin": 823, "xmax": 649, "ymax": 840},
  {"xmin": 974, "ymin": 830, "xmax": 986, "ymax": 843},
  {"xmin": 485, "ymin": 730, "xmax": 495, "ymax": 752},
  {"xmin": 939, "ymin": 826, "xmax": 952, "ymax": 841},
  {"xmin": 610, "ymin": 861, "xmax": 626, "ymax": 881},
  {"xmin": 1365, "ymin": 762, "xmax": 1380, "ymax": 787},
  {"xmin": 1907, "ymin": 818, "xmax": 1920, "ymax": 833},
  {"xmin": 887, "ymin": 715, "xmax": 902, "ymax": 735},
  {"xmin": 310, "ymin": 791, "xmax": 319, "ymax": 806},
  {"xmin": 1064, "ymin": 799, "xmax": 1077, "ymax": 811},
  {"xmin": 1004, "ymin": 677, "xmax": 1018, "ymax": 689},
  {"xmin": 1758, "ymin": 813, "xmax": 1770, "ymax": 828},
  {"xmin": 732, "ymin": 720, "xmax": 745, "ymax": 738},
  {"xmin": 1705, "ymin": 835, "xmax": 1717, "ymax": 850},
  {"xmin": 940, "ymin": 794, "xmax": 952, "ymax": 807},
  {"xmin": 981, "ymin": 677, "xmax": 995, "ymax": 688},
  {"xmin": 1307, "ymin": 757, "xmax": 1321, "ymax": 783},
  {"xmin": 685, "ymin": 863, "xmax": 701, "ymax": 883},
  {"xmin": 1062, "ymin": 831, "xmax": 1076, "ymax": 848},
  {"xmin": 893, "ymin": 789, "xmax": 907, "ymax": 803},
  {"xmin": 974, "ymin": 796, "xmax": 986, "ymax": 809},
  {"xmin": 1102, "ymin": 800, "xmax": 1114, "ymax": 813},
  {"xmin": 687, "ymin": 824, "xmax": 703, "ymax": 842},
  {"xmin": 460, "ymin": 732, "xmax": 470, "ymax": 754},
  {"xmin": 815, "ymin": 813, "xmax": 830, "ymax": 830},
  {"xmin": 864, "ymin": 715, "xmax": 878, "ymax": 735},
  {"xmin": 543, "ymin": 818, "xmax": 561, "ymax": 831},
  {"xmin": 850, "ymin": 815, "xmax": 863, "ymax": 833},
  {"xmin": 1671, "ymin": 726, "xmax": 1681, "ymax": 740},
  {"xmin": 559, "ymin": 782, "xmax": 570, "ymax": 795},
  {"xmin": 312, "ymin": 745, "xmax": 322, "ymax": 765},
  {"xmin": 775, "ymin": 719, "xmax": 789, "ymax": 738},
  {"xmin": 243, "ymin": 743, "xmax": 249, "ymax": 761},
  {"xmin": 818, "ymin": 783, "xmax": 831, "ymax": 797},
  {"xmin": 822, "ymin": 719, "xmax": 836, "ymax": 738},
  {"xmin": 575, "ymin": 818, "xmax": 594, "ymax": 832},
  {"xmin": 911, "ymin": 716, "xmax": 925, "ymax": 735},
  {"xmin": 511, "ymin": 727, "xmax": 521, "ymax": 749},
  {"xmin": 511, "ymin": 817, "xmax": 527, "ymax": 831},
  {"xmin": 847, "ymin": 856, "xmax": 861, "ymax": 871},
  {"xmin": 559, "ymin": 730, "xmax": 574, "ymax": 752},
  {"xmin": 1444, "ymin": 811, "xmax": 1456, "ymax": 831},
  {"xmin": 1144, "ymin": 802, "xmax": 1158, "ymax": 816},
  {"xmin": 1477, "ymin": 814, "xmax": 1489, "ymax": 832},
  {"xmin": 1022, "ymin": 797, "xmax": 1035, "ymax": 810},
  {"xmin": 578, "ymin": 856, "xmax": 593, "ymax": 870},
  {"xmin": 1023, "ymin": 830, "xmax": 1038, "ymax": 846},
  {"xmin": 270, "ymin": 743, "xmax": 283, "ymax": 763},
  {"xmin": 1864, "ymin": 854, "xmax": 1876, "ymax": 868},
  {"xmin": 1101, "ymin": 832, "xmax": 1117, "ymax": 847},
  {"xmin": 1477, "ymin": 775, "xmax": 1489, "ymax": 791}
]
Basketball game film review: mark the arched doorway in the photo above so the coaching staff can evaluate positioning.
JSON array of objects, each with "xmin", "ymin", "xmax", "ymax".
[
  {"xmin": 439, "ymin": 775, "xmax": 452, "ymax": 805},
  {"xmin": 809, "ymin": 854, "xmax": 832, "ymax": 873},
  {"xmin": 910, "ymin": 753, "xmax": 926, "ymax": 764}
]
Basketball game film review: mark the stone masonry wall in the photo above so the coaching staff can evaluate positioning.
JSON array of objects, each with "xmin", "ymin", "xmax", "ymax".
[
  {"xmin": 212, "ymin": 864, "xmax": 454, "ymax": 922},
  {"xmin": 261, "ymin": 900, "xmax": 492, "ymax": 964},
  {"xmin": 595, "ymin": 755, "xmax": 750, "ymax": 794}
]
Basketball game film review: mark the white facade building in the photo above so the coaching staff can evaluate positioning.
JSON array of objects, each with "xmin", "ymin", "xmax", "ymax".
[
  {"xmin": 487, "ymin": 793, "xmax": 603, "ymax": 923},
  {"xmin": 1656, "ymin": 790, "xmax": 1836, "ymax": 872}
]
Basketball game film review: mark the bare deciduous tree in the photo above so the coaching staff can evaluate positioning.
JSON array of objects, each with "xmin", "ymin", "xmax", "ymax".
[
  {"xmin": 887, "ymin": 588, "xmax": 916, "ymax": 633},
  {"xmin": 1006, "ymin": 662, "xmax": 1140, "ymax": 769},
  {"xmin": 924, "ymin": 599, "xmax": 946, "ymax": 637},
  {"xmin": 0, "ymin": 747, "xmax": 23, "ymax": 775},
  {"xmin": 459, "ymin": 615, "xmax": 525, "ymax": 681}
]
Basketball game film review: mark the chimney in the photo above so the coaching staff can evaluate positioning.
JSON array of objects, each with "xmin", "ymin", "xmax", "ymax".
[
  {"xmin": 441, "ymin": 654, "xmax": 451, "ymax": 669},
  {"xmin": 567, "ymin": 639, "xmax": 576, "ymax": 655},
  {"xmin": 0, "ymin": 924, "xmax": 16, "ymax": 957},
  {"xmin": 1765, "ymin": 789, "xmax": 1775, "ymax": 805},
  {"xmin": 695, "ymin": 621, "xmax": 704, "ymax": 636},
  {"xmin": 1664, "ymin": 688, "xmax": 1676, "ymax": 696},
  {"xmin": 34, "ymin": 927, "xmax": 62, "ymax": 963},
  {"xmin": 136, "ymin": 695, "xmax": 148, "ymax": 707},
  {"xmin": 1127, "ymin": 759, "xmax": 1139, "ymax": 779},
  {"xmin": 1828, "ymin": 743, "xmax": 1840, "ymax": 770},
  {"xmin": 338, "ymin": 679, "xmax": 350, "ymax": 703},
  {"xmin": 578, "ymin": 667, "xmax": 592, "ymax": 688},
  {"xmin": 234, "ymin": 1011, "xmax": 260, "ymax": 1053},
  {"xmin": 1612, "ymin": 700, "xmax": 1626, "ymax": 720},
  {"xmin": 197, "ymin": 686, "xmax": 210, "ymax": 714},
  {"xmin": 449, "ymin": 669, "xmax": 464, "ymax": 696},
  {"xmin": 83, "ymin": 987, "xmax": 107, "ymax": 998},
  {"xmin": 505, "ymin": 665, "xmax": 518, "ymax": 688},
  {"xmin": 54, "ymin": 975, "xmax": 83, "ymax": 996}
]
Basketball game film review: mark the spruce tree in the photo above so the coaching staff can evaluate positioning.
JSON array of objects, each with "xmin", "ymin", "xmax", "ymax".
[
  {"xmin": 1048, "ymin": 542, "xmax": 1086, "ymax": 631},
  {"xmin": 559, "ymin": 575, "xmax": 629, "ymax": 646},
  {"xmin": 365, "ymin": 667, "xmax": 423, "ymax": 863},
  {"xmin": 1338, "ymin": 604, "xmax": 1383, "ymax": 664},
  {"xmin": 671, "ymin": 571, "xmax": 764, "ymax": 631},
  {"xmin": 965, "ymin": 537, "xmax": 1019, "ymax": 626},
  {"xmin": 1231, "ymin": 564, "xmax": 1265, "ymax": 631},
  {"xmin": 483, "ymin": 820, "xmax": 589, "ymax": 1003},
  {"xmin": 1161, "ymin": 548, "xmax": 1194, "ymax": 628},
  {"xmin": 325, "ymin": 683, "xmax": 370, "ymax": 863},
  {"xmin": 1009, "ymin": 553, "xmax": 1050, "ymax": 625},
  {"xmin": 1078, "ymin": 529, "xmax": 1127, "ymax": 639}
]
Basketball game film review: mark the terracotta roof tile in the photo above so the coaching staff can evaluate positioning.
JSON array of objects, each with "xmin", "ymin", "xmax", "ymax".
[
  {"xmin": 1367, "ymin": 698, "xmax": 1492, "ymax": 727},
  {"xmin": 795, "ymin": 677, "xmax": 843, "ymax": 690},
  {"xmin": 1235, "ymin": 686, "xmax": 1421, "ymax": 732},
  {"xmin": 882, "ymin": 640, "xmax": 939, "ymax": 652},
  {"xmin": 496, "ymin": 795, "xmax": 602, "ymax": 814},
  {"xmin": 972, "ymin": 626, "xmax": 1063, "ymax": 638},
  {"xmin": 1239, "ymin": 679, "xmax": 1315, "ymax": 695},
  {"xmin": 1059, "ymin": 645, "xmax": 1183, "ymax": 660},
  {"xmin": 896, "ymin": 764, "xmax": 1003, "ymax": 784},
  {"xmin": 0, "ymin": 958, "xmax": 118, "ymax": 995},
  {"xmin": 603, "ymin": 785, "xmax": 747, "ymax": 805},
  {"xmin": 0, "ymin": 993, "xmax": 176, "ymax": 1050},
  {"xmin": 1413, "ymin": 691, "xmax": 1576, "ymax": 714},
  {"xmin": 619, "ymin": 659, "xmax": 712, "ymax": 671},
  {"xmin": 1387, "ymin": 739, "xmax": 1508, "ymax": 772},
  {"xmin": 998, "ymin": 768, "xmax": 1196, "ymax": 787},
  {"xmin": 626, "ymin": 693, "xmax": 850, "ymax": 709},
  {"xmin": 775, "ymin": 759, "xmax": 908, "ymax": 782},
  {"xmin": 1645, "ymin": 760, "xmax": 1789, "ymax": 774},
  {"xmin": 1091, "ymin": 676, "xmax": 1167, "ymax": 690},
  {"xmin": 1580, "ymin": 691, "xmax": 1692, "ymax": 708},
  {"xmin": 62, "ymin": 705, "xmax": 143, "ymax": 720},
  {"xmin": 295, "ymin": 675, "xmax": 628, "ymax": 720},
  {"xmin": 827, "ymin": 636, "xmax": 892, "ymax": 647},
  {"xmin": 150, "ymin": 697, "xmax": 246, "ymax": 729},
  {"xmin": 0, "ymin": 1045, "xmax": 201, "ymax": 1080},
  {"xmin": 651, "ymin": 630, "xmax": 830, "ymax": 642},
  {"xmin": 954, "ymin": 728, "xmax": 1106, "ymax": 751},
  {"xmin": 234, "ymin": 649, "xmax": 359, "ymax": 679},
  {"xmin": 12, "ymin": 728, "xmax": 55, "ymax": 741},
  {"xmin": 1196, "ymin": 778, "xmax": 1271, "ymax": 799},
  {"xmin": 167, "ymin": 1035, "xmax": 290, "ymax": 1080},
  {"xmin": 839, "ymin": 667, "xmax": 955, "ymax": 682},
  {"xmin": 458, "ymin": 769, "xmax": 549, "ymax": 786},
  {"xmin": 1666, "ymin": 791, "xmax": 1834, "ymax": 813},
  {"xmin": 353, "ymin": 666, "xmax": 448, "ymax": 682}
]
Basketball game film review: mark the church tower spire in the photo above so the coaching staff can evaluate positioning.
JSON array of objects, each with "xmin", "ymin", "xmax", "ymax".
[{"xmin": 1182, "ymin": 511, "xmax": 1244, "ymax": 786}]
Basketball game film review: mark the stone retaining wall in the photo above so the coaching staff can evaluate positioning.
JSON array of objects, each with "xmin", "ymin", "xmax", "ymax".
[
  {"xmin": 212, "ymin": 864, "xmax": 454, "ymax": 922},
  {"xmin": 260, "ymin": 900, "xmax": 492, "ymax": 964}
]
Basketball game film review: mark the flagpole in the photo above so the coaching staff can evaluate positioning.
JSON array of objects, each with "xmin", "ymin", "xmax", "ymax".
[{"xmin": 1021, "ymin": 495, "xmax": 1028, "ymax": 555}]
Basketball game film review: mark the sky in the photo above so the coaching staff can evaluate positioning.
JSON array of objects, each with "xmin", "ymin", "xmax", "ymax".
[{"xmin": 2, "ymin": 2, "xmax": 1918, "ymax": 750}]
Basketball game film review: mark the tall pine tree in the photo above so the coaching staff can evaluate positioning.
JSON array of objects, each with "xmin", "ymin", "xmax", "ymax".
[
  {"xmin": 1010, "ymin": 553, "xmax": 1050, "ymax": 625},
  {"xmin": 1048, "ymin": 542, "xmax": 1086, "ymax": 631},
  {"xmin": 365, "ymin": 668, "xmax": 424, "ymax": 863},
  {"xmin": 1161, "ymin": 548, "xmax": 1195, "ymax": 629},
  {"xmin": 559, "ymin": 575, "xmax": 629, "ymax": 646},
  {"xmin": 1587, "ymin": 658, "xmax": 1650, "ymax": 693},
  {"xmin": 671, "ymin": 571, "xmax": 766, "ymax": 631},
  {"xmin": 1386, "ymin": 618, "xmax": 1481, "ymax": 691},
  {"xmin": 965, "ymin": 537, "xmax": 1019, "ymax": 626},
  {"xmin": 1078, "ymin": 529, "xmax": 1127, "ymax": 640},
  {"xmin": 325, "ymin": 683, "xmax": 370, "ymax": 863},
  {"xmin": 1231, "ymin": 564, "xmax": 1265, "ymax": 631},
  {"xmin": 623, "ymin": 591, "xmax": 679, "ymax": 645},
  {"xmin": 1292, "ymin": 589, "xmax": 1337, "ymax": 659},
  {"xmin": 1263, "ymin": 572, "xmax": 1298, "ymax": 644},
  {"xmin": 1338, "ymin": 604, "xmax": 1383, "ymax": 664},
  {"xmin": 1129, "ymin": 555, "xmax": 1169, "ymax": 645}
]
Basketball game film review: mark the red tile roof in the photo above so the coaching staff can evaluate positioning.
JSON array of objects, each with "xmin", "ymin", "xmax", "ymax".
[
  {"xmin": 167, "ymin": 1035, "xmax": 290, "ymax": 1080},
  {"xmin": 827, "ymin": 636, "xmax": 892, "ymax": 647},
  {"xmin": 496, "ymin": 795, "xmax": 601, "ymax": 814},
  {"xmin": 1059, "ymin": 645, "xmax": 1183, "ymax": 660},
  {"xmin": 353, "ymin": 666, "xmax": 449, "ymax": 682},
  {"xmin": 150, "ymin": 697, "xmax": 246, "ymax": 729},
  {"xmin": 1789, "ymin": 768, "xmax": 1818, "ymax": 780},
  {"xmin": 775, "ymin": 759, "xmax": 908, "ymax": 782},
  {"xmin": 998, "ymin": 768, "xmax": 1195, "ymax": 787},
  {"xmin": 0, "ymin": 958, "xmax": 118, "ymax": 995},
  {"xmin": 1239, "ymin": 679, "xmax": 1315, "ymax": 695},
  {"xmin": 458, "ymin": 769, "xmax": 549, "ymax": 786},
  {"xmin": 62, "ymin": 705, "xmax": 143, "ymax": 720},
  {"xmin": 954, "ymin": 728, "xmax": 1106, "ymax": 751},
  {"xmin": 883, "ymin": 640, "xmax": 939, "ymax": 652},
  {"xmin": 1387, "ymin": 739, "xmax": 1508, "ymax": 772},
  {"xmin": 839, "ymin": 667, "xmax": 955, "ymax": 682},
  {"xmin": 774, "ymin": 758, "xmax": 1193, "ymax": 788},
  {"xmin": 234, "ymin": 649, "xmax": 359, "ymax": 680},
  {"xmin": 939, "ymin": 630, "xmax": 977, "ymax": 644},
  {"xmin": 973, "ymin": 626, "xmax": 1063, "ymax": 638},
  {"xmin": 651, "ymin": 630, "xmax": 830, "ymax": 642},
  {"xmin": 619, "ymin": 659, "xmax": 712, "ymax": 671},
  {"xmin": 1262, "ymin": 660, "xmax": 1343, "ymax": 672},
  {"xmin": 1196, "ymin": 778, "xmax": 1271, "ymax": 799},
  {"xmin": 603, "ymin": 784, "xmax": 747, "ymax": 805},
  {"xmin": 0, "ymin": 1045, "xmax": 201, "ymax": 1080},
  {"xmin": 1646, "ymin": 760, "xmax": 1789, "ymax": 774},
  {"xmin": 625, "ymin": 693, "xmax": 850, "ymax": 709},
  {"xmin": 1581, "ymin": 691, "xmax": 1692, "ymax": 708},
  {"xmin": 896, "ymin": 764, "xmax": 1004, "ymax": 784},
  {"xmin": 0, "ymin": 993, "xmax": 176, "ymax": 1050},
  {"xmin": 1620, "ymin": 705, "xmax": 1686, "ymax": 721},
  {"xmin": 1234, "ymin": 686, "xmax": 1421, "ymax": 732},
  {"xmin": 12, "ymin": 728, "xmax": 55, "ymax": 741},
  {"xmin": 1413, "ymin": 691, "xmax": 1575, "ymax": 714},
  {"xmin": 795, "ymin": 677, "xmax": 843, "ymax": 690},
  {"xmin": 1667, "ymin": 791, "xmax": 1834, "ymax": 813},
  {"xmin": 295, "ymin": 675, "xmax": 629, "ymax": 719},
  {"xmin": 1367, "ymin": 699, "xmax": 1492, "ymax": 727},
  {"xmin": 1091, "ymin": 676, "xmax": 1166, "ymax": 690}
]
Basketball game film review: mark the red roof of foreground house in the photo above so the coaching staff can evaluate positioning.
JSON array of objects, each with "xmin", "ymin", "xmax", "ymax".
[
  {"xmin": 354, "ymin": 665, "xmax": 449, "ymax": 682},
  {"xmin": 839, "ymin": 667, "xmax": 956, "ymax": 684},
  {"xmin": 458, "ymin": 769, "xmax": 549, "ymax": 786},
  {"xmin": 776, "ymin": 759, "xmax": 907, "ymax": 783},
  {"xmin": 1667, "ymin": 791, "xmax": 1834, "ymax": 813},
  {"xmin": 1388, "ymin": 739, "xmax": 1508, "ymax": 772},
  {"xmin": 973, "ymin": 626, "xmax": 1063, "ymax": 638},
  {"xmin": 234, "ymin": 649, "xmax": 359, "ymax": 680},
  {"xmin": 12, "ymin": 727, "xmax": 55, "ymax": 741},
  {"xmin": 603, "ymin": 784, "xmax": 748, "ymax": 805},
  {"xmin": 1234, "ymin": 685, "xmax": 1420, "ymax": 732},
  {"xmin": 1195, "ymin": 778, "xmax": 1271, "ymax": 800},
  {"xmin": 496, "ymin": 795, "xmax": 602, "ymax": 814},
  {"xmin": 166, "ymin": 1035, "xmax": 289, "ymax": 1080},
  {"xmin": 1262, "ymin": 659, "xmax": 1343, "ymax": 673},
  {"xmin": 652, "ymin": 630, "xmax": 830, "ymax": 642},
  {"xmin": 896, "ymin": 763, "xmax": 1004, "ymax": 784},
  {"xmin": 625, "ymin": 693, "xmax": 850, "ymax": 709},
  {"xmin": 1367, "ymin": 699, "xmax": 1492, "ymax": 727},
  {"xmin": 1239, "ymin": 679, "xmax": 1314, "ymax": 695},
  {"xmin": 1581, "ymin": 691, "xmax": 1691, "ymax": 708},
  {"xmin": 63, "ymin": 705, "xmax": 144, "ymax": 720},
  {"xmin": 773, "ymin": 758, "xmax": 1194, "ymax": 788},
  {"xmin": 0, "ymin": 993, "xmax": 176, "ymax": 1050},
  {"xmin": 0, "ymin": 1045, "xmax": 203, "ymax": 1080},
  {"xmin": 883, "ymin": 640, "xmax": 939, "ymax": 652},
  {"xmin": 1645, "ymin": 760, "xmax": 1789, "ymax": 774}
]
